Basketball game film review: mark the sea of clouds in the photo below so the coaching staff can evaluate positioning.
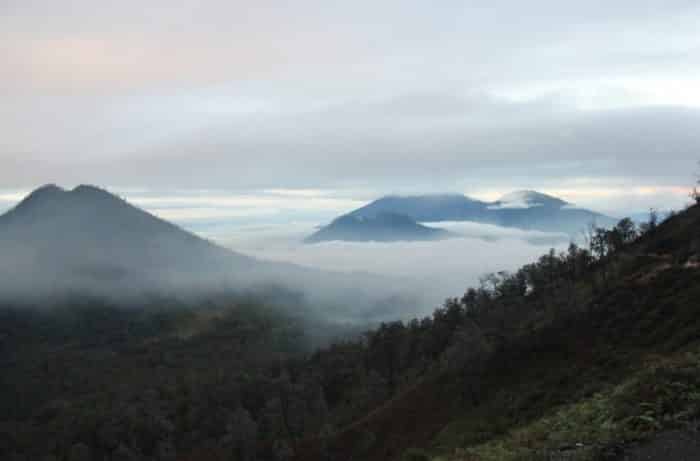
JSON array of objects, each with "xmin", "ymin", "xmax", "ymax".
[{"xmin": 209, "ymin": 219, "xmax": 570, "ymax": 312}]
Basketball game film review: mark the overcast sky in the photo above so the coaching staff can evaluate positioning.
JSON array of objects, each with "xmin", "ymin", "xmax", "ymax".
[{"xmin": 2, "ymin": 0, "xmax": 700, "ymax": 218}]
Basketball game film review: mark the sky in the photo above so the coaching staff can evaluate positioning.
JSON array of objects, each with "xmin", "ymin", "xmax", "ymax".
[{"xmin": 2, "ymin": 0, "xmax": 700, "ymax": 222}]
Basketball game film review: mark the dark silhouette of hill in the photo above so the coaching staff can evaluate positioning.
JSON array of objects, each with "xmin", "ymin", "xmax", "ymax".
[
  {"xmin": 293, "ymin": 203, "xmax": 700, "ymax": 461},
  {"xmin": 305, "ymin": 212, "xmax": 451, "ymax": 243}
]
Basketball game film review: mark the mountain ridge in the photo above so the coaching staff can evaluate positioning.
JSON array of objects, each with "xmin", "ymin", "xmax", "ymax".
[
  {"xmin": 305, "ymin": 211, "xmax": 451, "ymax": 243},
  {"xmin": 306, "ymin": 190, "xmax": 616, "ymax": 242}
]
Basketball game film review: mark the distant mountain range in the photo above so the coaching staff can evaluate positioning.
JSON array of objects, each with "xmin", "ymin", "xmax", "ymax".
[{"xmin": 306, "ymin": 190, "xmax": 615, "ymax": 243}]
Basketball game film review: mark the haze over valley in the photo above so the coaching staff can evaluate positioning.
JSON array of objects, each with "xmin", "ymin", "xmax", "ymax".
[{"xmin": 0, "ymin": 185, "xmax": 619, "ymax": 317}]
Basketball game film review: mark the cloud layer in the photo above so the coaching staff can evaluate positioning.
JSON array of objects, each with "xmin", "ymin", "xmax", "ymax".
[{"xmin": 218, "ymin": 223, "xmax": 569, "ymax": 315}]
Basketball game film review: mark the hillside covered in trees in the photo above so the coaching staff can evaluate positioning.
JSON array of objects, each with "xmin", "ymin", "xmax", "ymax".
[
  {"xmin": 295, "ymin": 204, "xmax": 700, "ymax": 461},
  {"xmin": 2, "ymin": 202, "xmax": 700, "ymax": 461}
]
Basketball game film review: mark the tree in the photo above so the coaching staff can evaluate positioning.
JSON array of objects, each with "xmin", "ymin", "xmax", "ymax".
[
  {"xmin": 368, "ymin": 322, "xmax": 406, "ymax": 395},
  {"xmin": 615, "ymin": 218, "xmax": 637, "ymax": 246},
  {"xmin": 639, "ymin": 208, "xmax": 659, "ymax": 235},
  {"xmin": 441, "ymin": 320, "xmax": 491, "ymax": 406},
  {"xmin": 223, "ymin": 407, "xmax": 258, "ymax": 461},
  {"xmin": 606, "ymin": 218, "xmax": 637, "ymax": 253},
  {"xmin": 692, "ymin": 162, "xmax": 700, "ymax": 204},
  {"xmin": 564, "ymin": 242, "xmax": 592, "ymax": 282},
  {"xmin": 460, "ymin": 288, "xmax": 479, "ymax": 317},
  {"xmin": 68, "ymin": 443, "xmax": 90, "ymax": 461},
  {"xmin": 590, "ymin": 227, "xmax": 611, "ymax": 260}
]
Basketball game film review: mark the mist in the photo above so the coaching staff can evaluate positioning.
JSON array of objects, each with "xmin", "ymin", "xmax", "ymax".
[
  {"xmin": 0, "ymin": 185, "xmax": 428, "ymax": 327},
  {"xmin": 0, "ymin": 183, "xmax": 576, "ymax": 331},
  {"xmin": 214, "ymin": 220, "xmax": 569, "ymax": 318}
]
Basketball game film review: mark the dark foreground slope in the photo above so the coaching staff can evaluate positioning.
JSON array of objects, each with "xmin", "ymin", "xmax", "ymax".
[{"xmin": 295, "ymin": 204, "xmax": 700, "ymax": 461}]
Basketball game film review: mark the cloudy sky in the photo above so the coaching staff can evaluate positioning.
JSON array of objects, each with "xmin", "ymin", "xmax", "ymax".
[{"xmin": 2, "ymin": 0, "xmax": 700, "ymax": 222}]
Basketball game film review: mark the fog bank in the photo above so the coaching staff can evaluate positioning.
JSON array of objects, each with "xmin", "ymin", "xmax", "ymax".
[{"xmin": 216, "ymin": 221, "xmax": 569, "ymax": 316}]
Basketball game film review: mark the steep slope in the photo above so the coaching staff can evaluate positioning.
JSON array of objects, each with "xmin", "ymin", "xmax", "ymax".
[
  {"xmin": 296, "ymin": 204, "xmax": 700, "ymax": 461},
  {"xmin": 305, "ymin": 212, "xmax": 451, "ymax": 243}
]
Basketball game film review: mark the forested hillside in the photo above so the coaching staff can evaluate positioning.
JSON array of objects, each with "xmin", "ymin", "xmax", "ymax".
[
  {"xmin": 2, "ymin": 204, "xmax": 699, "ymax": 461},
  {"xmin": 295, "ymin": 204, "xmax": 700, "ymax": 461}
]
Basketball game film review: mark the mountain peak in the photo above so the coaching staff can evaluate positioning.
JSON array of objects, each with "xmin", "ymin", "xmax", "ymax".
[
  {"xmin": 70, "ymin": 184, "xmax": 123, "ymax": 201},
  {"xmin": 7, "ymin": 184, "xmax": 127, "ymax": 218},
  {"xmin": 382, "ymin": 193, "xmax": 467, "ymax": 199},
  {"xmin": 25, "ymin": 183, "xmax": 66, "ymax": 199},
  {"xmin": 9, "ymin": 184, "xmax": 66, "ymax": 212},
  {"xmin": 494, "ymin": 190, "xmax": 568, "ymax": 209},
  {"xmin": 35, "ymin": 183, "xmax": 65, "ymax": 194},
  {"xmin": 376, "ymin": 193, "xmax": 479, "ymax": 204},
  {"xmin": 350, "ymin": 193, "xmax": 485, "ymax": 221},
  {"xmin": 72, "ymin": 184, "xmax": 105, "ymax": 194}
]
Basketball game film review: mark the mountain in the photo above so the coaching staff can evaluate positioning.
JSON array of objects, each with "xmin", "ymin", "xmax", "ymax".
[
  {"xmin": 343, "ymin": 190, "xmax": 616, "ymax": 237},
  {"xmin": 488, "ymin": 190, "xmax": 568, "ymax": 209},
  {"xmin": 0, "ymin": 184, "xmax": 259, "ymax": 300},
  {"xmin": 349, "ymin": 193, "xmax": 486, "ymax": 222},
  {"xmin": 0, "ymin": 185, "xmax": 426, "ymax": 318},
  {"xmin": 481, "ymin": 190, "xmax": 617, "ymax": 235},
  {"xmin": 305, "ymin": 212, "xmax": 451, "ymax": 243}
]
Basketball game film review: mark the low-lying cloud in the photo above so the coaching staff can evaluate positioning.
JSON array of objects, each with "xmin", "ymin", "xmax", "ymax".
[{"xmin": 216, "ymin": 221, "xmax": 569, "ymax": 316}]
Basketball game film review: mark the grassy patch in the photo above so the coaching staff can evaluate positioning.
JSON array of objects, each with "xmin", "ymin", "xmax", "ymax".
[{"xmin": 424, "ymin": 350, "xmax": 700, "ymax": 461}]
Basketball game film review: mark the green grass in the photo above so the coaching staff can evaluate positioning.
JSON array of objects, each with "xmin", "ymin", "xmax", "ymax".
[{"xmin": 420, "ymin": 350, "xmax": 700, "ymax": 461}]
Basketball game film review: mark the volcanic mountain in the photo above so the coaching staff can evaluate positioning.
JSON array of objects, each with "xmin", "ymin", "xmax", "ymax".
[
  {"xmin": 308, "ymin": 190, "xmax": 616, "ymax": 242},
  {"xmin": 304, "ymin": 212, "xmax": 451, "ymax": 243},
  {"xmin": 0, "ymin": 184, "xmax": 260, "ymax": 299}
]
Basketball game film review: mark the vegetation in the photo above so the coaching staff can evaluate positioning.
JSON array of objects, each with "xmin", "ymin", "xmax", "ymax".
[
  {"xmin": 692, "ymin": 163, "xmax": 700, "ymax": 205},
  {"xmin": 295, "ymin": 205, "xmax": 700, "ymax": 461},
  {"xmin": 1, "ymin": 203, "xmax": 700, "ymax": 461}
]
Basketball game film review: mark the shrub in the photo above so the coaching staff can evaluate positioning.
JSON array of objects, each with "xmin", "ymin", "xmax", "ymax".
[{"xmin": 403, "ymin": 448, "xmax": 431, "ymax": 461}]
